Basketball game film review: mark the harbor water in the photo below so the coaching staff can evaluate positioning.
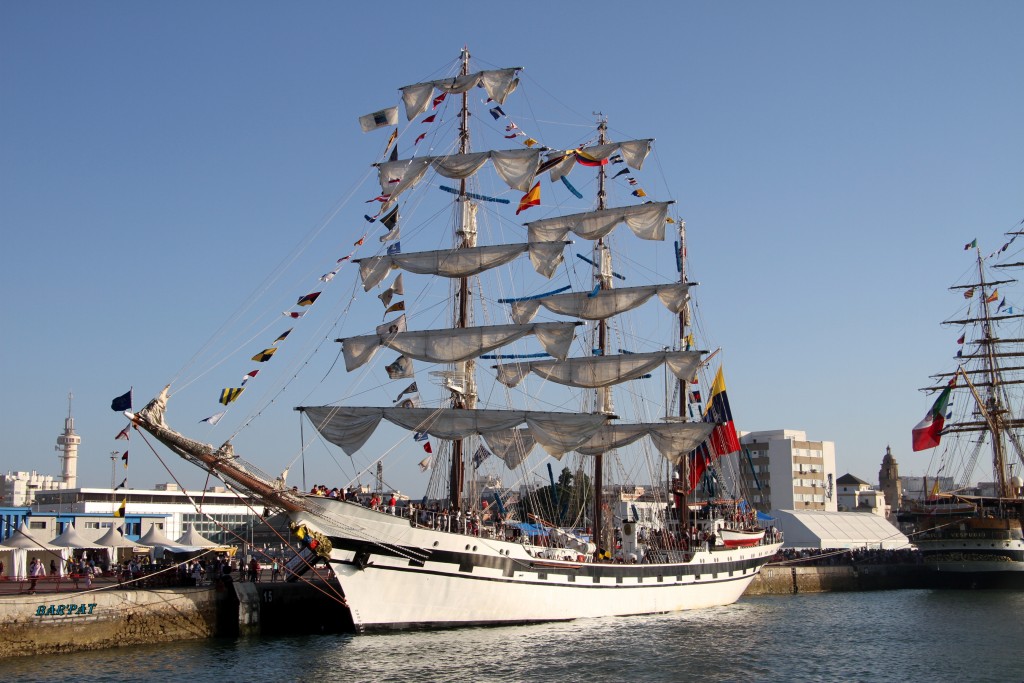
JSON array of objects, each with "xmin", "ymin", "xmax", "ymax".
[{"xmin": 1, "ymin": 589, "xmax": 1021, "ymax": 682}]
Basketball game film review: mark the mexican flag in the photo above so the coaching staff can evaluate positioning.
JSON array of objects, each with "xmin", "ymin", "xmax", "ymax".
[{"xmin": 911, "ymin": 382, "xmax": 955, "ymax": 451}]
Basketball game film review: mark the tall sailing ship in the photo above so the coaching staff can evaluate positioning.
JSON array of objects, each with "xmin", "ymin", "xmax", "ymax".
[
  {"xmin": 125, "ymin": 49, "xmax": 780, "ymax": 630},
  {"xmin": 909, "ymin": 234, "xmax": 1024, "ymax": 588}
]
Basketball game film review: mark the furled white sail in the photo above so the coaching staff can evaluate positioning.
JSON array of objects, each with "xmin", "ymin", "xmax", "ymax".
[
  {"xmin": 509, "ymin": 283, "xmax": 691, "ymax": 324},
  {"xmin": 541, "ymin": 140, "xmax": 653, "ymax": 181},
  {"xmin": 356, "ymin": 242, "xmax": 566, "ymax": 291},
  {"xmin": 483, "ymin": 428, "xmax": 535, "ymax": 469},
  {"xmin": 301, "ymin": 406, "xmax": 605, "ymax": 457},
  {"xmin": 377, "ymin": 149, "xmax": 540, "ymax": 204},
  {"xmin": 400, "ymin": 68, "xmax": 520, "ymax": 120},
  {"xmin": 526, "ymin": 202, "xmax": 672, "ymax": 243},
  {"xmin": 574, "ymin": 422, "xmax": 716, "ymax": 464},
  {"xmin": 340, "ymin": 322, "xmax": 578, "ymax": 372},
  {"xmin": 494, "ymin": 350, "xmax": 702, "ymax": 389}
]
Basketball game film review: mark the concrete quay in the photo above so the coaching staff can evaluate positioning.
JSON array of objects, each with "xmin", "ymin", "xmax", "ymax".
[
  {"xmin": 745, "ymin": 563, "xmax": 921, "ymax": 595},
  {"xmin": 0, "ymin": 575, "xmax": 348, "ymax": 659}
]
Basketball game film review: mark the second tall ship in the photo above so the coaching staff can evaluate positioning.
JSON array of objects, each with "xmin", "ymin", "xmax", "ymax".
[{"xmin": 909, "ymin": 234, "xmax": 1024, "ymax": 588}]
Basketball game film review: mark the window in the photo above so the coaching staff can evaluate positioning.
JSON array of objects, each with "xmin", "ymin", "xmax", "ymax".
[
  {"xmin": 29, "ymin": 521, "xmax": 46, "ymax": 529},
  {"xmin": 84, "ymin": 521, "xmax": 100, "ymax": 529}
]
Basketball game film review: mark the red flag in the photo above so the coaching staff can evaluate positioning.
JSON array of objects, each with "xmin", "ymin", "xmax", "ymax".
[
  {"xmin": 422, "ymin": 114, "xmax": 436, "ymax": 123},
  {"xmin": 423, "ymin": 442, "xmax": 433, "ymax": 453},
  {"xmin": 415, "ymin": 132, "xmax": 426, "ymax": 145},
  {"xmin": 516, "ymin": 182, "xmax": 541, "ymax": 215},
  {"xmin": 432, "ymin": 92, "xmax": 446, "ymax": 108}
]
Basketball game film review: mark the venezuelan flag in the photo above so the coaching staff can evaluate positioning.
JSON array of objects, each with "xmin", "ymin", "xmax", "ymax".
[
  {"xmin": 704, "ymin": 367, "xmax": 741, "ymax": 455},
  {"xmin": 573, "ymin": 149, "xmax": 608, "ymax": 167}
]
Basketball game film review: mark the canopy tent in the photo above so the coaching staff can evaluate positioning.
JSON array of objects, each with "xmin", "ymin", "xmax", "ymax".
[
  {"xmin": 49, "ymin": 524, "xmax": 104, "ymax": 575},
  {"xmin": 139, "ymin": 524, "xmax": 189, "ymax": 559},
  {"xmin": 0, "ymin": 524, "xmax": 69, "ymax": 578},
  {"xmin": 0, "ymin": 546, "xmax": 26, "ymax": 580},
  {"xmin": 96, "ymin": 525, "xmax": 149, "ymax": 565},
  {"xmin": 175, "ymin": 525, "xmax": 219, "ymax": 548},
  {"xmin": 771, "ymin": 510, "xmax": 911, "ymax": 550}
]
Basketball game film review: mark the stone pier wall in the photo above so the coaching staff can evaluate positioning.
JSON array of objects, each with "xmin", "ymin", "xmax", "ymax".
[
  {"xmin": 745, "ymin": 564, "xmax": 921, "ymax": 595},
  {"xmin": 0, "ymin": 586, "xmax": 223, "ymax": 659}
]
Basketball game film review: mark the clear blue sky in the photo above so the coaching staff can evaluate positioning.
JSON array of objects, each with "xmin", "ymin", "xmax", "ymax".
[{"xmin": 2, "ymin": 2, "xmax": 1022, "ymax": 497}]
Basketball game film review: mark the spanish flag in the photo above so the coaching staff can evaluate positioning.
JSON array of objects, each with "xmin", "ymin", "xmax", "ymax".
[
  {"xmin": 704, "ymin": 367, "xmax": 741, "ymax": 456},
  {"xmin": 986, "ymin": 289, "xmax": 999, "ymax": 304},
  {"xmin": 219, "ymin": 387, "xmax": 245, "ymax": 405},
  {"xmin": 516, "ymin": 182, "xmax": 541, "ymax": 215}
]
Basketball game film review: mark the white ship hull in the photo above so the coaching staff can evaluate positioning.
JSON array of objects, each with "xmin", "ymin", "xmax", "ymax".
[{"xmin": 294, "ymin": 500, "xmax": 780, "ymax": 631}]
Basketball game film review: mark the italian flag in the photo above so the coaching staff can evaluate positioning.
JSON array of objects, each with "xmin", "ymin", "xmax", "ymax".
[{"xmin": 911, "ymin": 381, "xmax": 955, "ymax": 452}]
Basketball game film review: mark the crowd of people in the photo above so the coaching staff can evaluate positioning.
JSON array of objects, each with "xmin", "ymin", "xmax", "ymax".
[{"xmin": 772, "ymin": 546, "xmax": 922, "ymax": 566}]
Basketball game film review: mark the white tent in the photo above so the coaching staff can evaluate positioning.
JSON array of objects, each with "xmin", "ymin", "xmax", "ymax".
[
  {"xmin": 0, "ymin": 524, "xmax": 69, "ymax": 579},
  {"xmin": 771, "ymin": 509, "xmax": 911, "ymax": 550},
  {"xmin": 139, "ymin": 524, "xmax": 187, "ymax": 558},
  {"xmin": 175, "ymin": 525, "xmax": 219, "ymax": 548},
  {"xmin": 96, "ymin": 525, "xmax": 148, "ymax": 566},
  {"xmin": 50, "ymin": 524, "xmax": 107, "ymax": 575},
  {"xmin": 0, "ymin": 546, "xmax": 26, "ymax": 580}
]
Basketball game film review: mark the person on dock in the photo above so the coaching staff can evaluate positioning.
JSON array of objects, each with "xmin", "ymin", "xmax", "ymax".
[
  {"xmin": 271, "ymin": 559, "xmax": 280, "ymax": 582},
  {"xmin": 28, "ymin": 557, "xmax": 44, "ymax": 594}
]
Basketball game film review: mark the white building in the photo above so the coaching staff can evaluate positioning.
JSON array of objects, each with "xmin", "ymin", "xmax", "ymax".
[
  {"xmin": 836, "ymin": 473, "xmax": 887, "ymax": 516},
  {"xmin": 1, "ymin": 395, "xmax": 81, "ymax": 506},
  {"xmin": 0, "ymin": 471, "xmax": 71, "ymax": 507},
  {"xmin": 737, "ymin": 429, "xmax": 838, "ymax": 513},
  {"xmin": 32, "ymin": 483, "xmax": 260, "ymax": 544}
]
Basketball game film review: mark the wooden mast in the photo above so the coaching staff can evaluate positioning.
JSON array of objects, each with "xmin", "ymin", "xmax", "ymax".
[
  {"xmin": 975, "ymin": 248, "xmax": 1011, "ymax": 500},
  {"xmin": 675, "ymin": 219, "xmax": 691, "ymax": 530},
  {"xmin": 593, "ymin": 117, "xmax": 609, "ymax": 558},
  {"xmin": 449, "ymin": 47, "xmax": 472, "ymax": 513}
]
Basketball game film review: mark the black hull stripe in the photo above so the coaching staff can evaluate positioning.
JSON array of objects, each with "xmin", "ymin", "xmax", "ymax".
[
  {"xmin": 329, "ymin": 535, "xmax": 772, "ymax": 580},
  {"xmin": 333, "ymin": 555, "xmax": 764, "ymax": 590}
]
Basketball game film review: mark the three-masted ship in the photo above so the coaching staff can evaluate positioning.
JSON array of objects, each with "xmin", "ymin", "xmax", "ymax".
[
  {"xmin": 909, "ymin": 235, "xmax": 1024, "ymax": 588},
  {"xmin": 126, "ymin": 49, "xmax": 780, "ymax": 630}
]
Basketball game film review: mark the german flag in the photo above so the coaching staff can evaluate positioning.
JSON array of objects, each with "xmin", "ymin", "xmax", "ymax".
[
  {"xmin": 297, "ymin": 291, "xmax": 321, "ymax": 307},
  {"xmin": 219, "ymin": 387, "xmax": 245, "ymax": 405},
  {"xmin": 251, "ymin": 348, "xmax": 278, "ymax": 362}
]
